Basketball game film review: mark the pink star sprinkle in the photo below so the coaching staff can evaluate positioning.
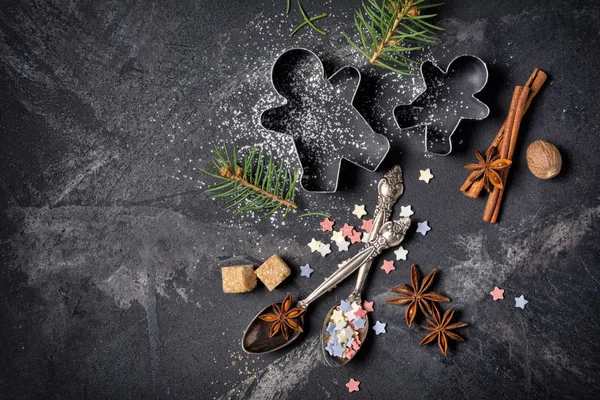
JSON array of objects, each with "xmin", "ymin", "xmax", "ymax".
[
  {"xmin": 381, "ymin": 260, "xmax": 396, "ymax": 274},
  {"xmin": 345, "ymin": 349, "xmax": 356, "ymax": 359},
  {"xmin": 352, "ymin": 341, "xmax": 360, "ymax": 351},
  {"xmin": 349, "ymin": 230, "xmax": 362, "ymax": 244},
  {"xmin": 353, "ymin": 307, "xmax": 367, "ymax": 319},
  {"xmin": 346, "ymin": 378, "xmax": 360, "ymax": 393},
  {"xmin": 320, "ymin": 218, "xmax": 335, "ymax": 232},
  {"xmin": 361, "ymin": 219, "xmax": 373, "ymax": 233},
  {"xmin": 363, "ymin": 300, "xmax": 374, "ymax": 312},
  {"xmin": 490, "ymin": 286, "xmax": 505, "ymax": 301},
  {"xmin": 340, "ymin": 223, "xmax": 354, "ymax": 237}
]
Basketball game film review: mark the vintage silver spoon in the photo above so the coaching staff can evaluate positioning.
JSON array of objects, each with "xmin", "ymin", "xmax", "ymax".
[
  {"xmin": 321, "ymin": 166, "xmax": 405, "ymax": 366},
  {"xmin": 242, "ymin": 217, "xmax": 411, "ymax": 354}
]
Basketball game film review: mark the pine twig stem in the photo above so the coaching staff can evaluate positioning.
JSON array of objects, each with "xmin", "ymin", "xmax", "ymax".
[
  {"xmin": 369, "ymin": 1, "xmax": 413, "ymax": 64},
  {"xmin": 220, "ymin": 167, "xmax": 298, "ymax": 209}
]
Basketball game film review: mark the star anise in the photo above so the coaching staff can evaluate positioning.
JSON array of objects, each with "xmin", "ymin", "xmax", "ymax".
[
  {"xmin": 385, "ymin": 264, "xmax": 450, "ymax": 327},
  {"xmin": 420, "ymin": 303, "xmax": 467, "ymax": 355},
  {"xmin": 464, "ymin": 148, "xmax": 512, "ymax": 192},
  {"xmin": 258, "ymin": 292, "xmax": 305, "ymax": 340}
]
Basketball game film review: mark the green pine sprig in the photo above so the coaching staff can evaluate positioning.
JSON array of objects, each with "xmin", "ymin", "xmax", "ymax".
[
  {"xmin": 343, "ymin": 0, "xmax": 443, "ymax": 75},
  {"xmin": 199, "ymin": 145, "xmax": 301, "ymax": 220}
]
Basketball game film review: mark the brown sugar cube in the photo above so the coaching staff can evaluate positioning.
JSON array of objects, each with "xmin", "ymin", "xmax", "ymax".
[
  {"xmin": 255, "ymin": 255, "xmax": 291, "ymax": 291},
  {"xmin": 221, "ymin": 265, "xmax": 257, "ymax": 293}
]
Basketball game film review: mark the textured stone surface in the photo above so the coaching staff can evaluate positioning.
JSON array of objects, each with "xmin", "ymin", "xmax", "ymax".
[{"xmin": 1, "ymin": 0, "xmax": 599, "ymax": 399}]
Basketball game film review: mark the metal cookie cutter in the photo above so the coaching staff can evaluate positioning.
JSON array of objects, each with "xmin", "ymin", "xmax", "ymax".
[
  {"xmin": 394, "ymin": 55, "xmax": 489, "ymax": 155},
  {"xmin": 260, "ymin": 48, "xmax": 390, "ymax": 192}
]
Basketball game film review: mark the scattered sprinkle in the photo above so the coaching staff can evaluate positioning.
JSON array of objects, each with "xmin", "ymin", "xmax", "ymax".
[
  {"xmin": 372, "ymin": 321, "xmax": 387, "ymax": 335},
  {"xmin": 348, "ymin": 230, "xmax": 362, "ymax": 244},
  {"xmin": 515, "ymin": 295, "xmax": 529, "ymax": 309},
  {"xmin": 319, "ymin": 243, "xmax": 332, "ymax": 257},
  {"xmin": 399, "ymin": 205, "xmax": 414, "ymax": 217},
  {"xmin": 331, "ymin": 230, "xmax": 345, "ymax": 242},
  {"xmin": 360, "ymin": 219, "xmax": 373, "ymax": 233},
  {"xmin": 416, "ymin": 221, "xmax": 431, "ymax": 235},
  {"xmin": 336, "ymin": 239, "xmax": 350, "ymax": 252},
  {"xmin": 394, "ymin": 246, "xmax": 409, "ymax": 261},
  {"xmin": 419, "ymin": 168, "xmax": 434, "ymax": 183},
  {"xmin": 320, "ymin": 218, "xmax": 335, "ymax": 232},
  {"xmin": 490, "ymin": 286, "xmax": 504, "ymax": 301},
  {"xmin": 346, "ymin": 378, "xmax": 360, "ymax": 393},
  {"xmin": 381, "ymin": 260, "xmax": 396, "ymax": 274},
  {"xmin": 340, "ymin": 300, "xmax": 353, "ymax": 313},
  {"xmin": 340, "ymin": 223, "xmax": 355, "ymax": 237},
  {"xmin": 300, "ymin": 264, "xmax": 313, "ymax": 278},
  {"xmin": 363, "ymin": 300, "xmax": 374, "ymax": 312},
  {"xmin": 352, "ymin": 204, "xmax": 367, "ymax": 218},
  {"xmin": 308, "ymin": 238, "xmax": 322, "ymax": 252}
]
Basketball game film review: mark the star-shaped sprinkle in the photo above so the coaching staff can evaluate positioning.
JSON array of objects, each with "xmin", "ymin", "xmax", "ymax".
[
  {"xmin": 353, "ymin": 307, "xmax": 368, "ymax": 319},
  {"xmin": 349, "ymin": 230, "xmax": 362, "ymax": 244},
  {"xmin": 515, "ymin": 295, "xmax": 529, "ymax": 309},
  {"xmin": 308, "ymin": 238, "xmax": 322, "ymax": 252},
  {"xmin": 325, "ymin": 341, "xmax": 335, "ymax": 356},
  {"xmin": 372, "ymin": 321, "xmax": 387, "ymax": 335},
  {"xmin": 300, "ymin": 264, "xmax": 313, "ymax": 278},
  {"xmin": 340, "ymin": 223, "xmax": 354, "ymax": 237},
  {"xmin": 336, "ymin": 239, "xmax": 350, "ymax": 252},
  {"xmin": 363, "ymin": 300, "xmax": 374, "ymax": 312},
  {"xmin": 320, "ymin": 218, "xmax": 335, "ymax": 232},
  {"xmin": 353, "ymin": 317, "xmax": 366, "ymax": 329},
  {"xmin": 399, "ymin": 205, "xmax": 414, "ymax": 217},
  {"xmin": 419, "ymin": 168, "xmax": 434, "ymax": 183},
  {"xmin": 346, "ymin": 336, "xmax": 355, "ymax": 348},
  {"xmin": 341, "ymin": 326, "xmax": 354, "ymax": 341},
  {"xmin": 362, "ymin": 234, "xmax": 370, "ymax": 243},
  {"xmin": 352, "ymin": 204, "xmax": 367, "ymax": 218},
  {"xmin": 340, "ymin": 300, "xmax": 352, "ymax": 312},
  {"xmin": 394, "ymin": 246, "xmax": 408, "ymax": 261},
  {"xmin": 381, "ymin": 259, "xmax": 396, "ymax": 274},
  {"xmin": 416, "ymin": 221, "xmax": 431, "ymax": 235},
  {"xmin": 345, "ymin": 349, "xmax": 356, "ymax": 359},
  {"xmin": 335, "ymin": 321, "xmax": 346, "ymax": 331},
  {"xmin": 331, "ymin": 309, "xmax": 345, "ymax": 322},
  {"xmin": 332, "ymin": 342, "xmax": 344, "ymax": 357},
  {"xmin": 490, "ymin": 286, "xmax": 504, "ymax": 301},
  {"xmin": 331, "ymin": 230, "xmax": 345, "ymax": 242},
  {"xmin": 346, "ymin": 378, "xmax": 360, "ymax": 393},
  {"xmin": 326, "ymin": 322, "xmax": 336, "ymax": 335},
  {"xmin": 319, "ymin": 243, "xmax": 332, "ymax": 257},
  {"xmin": 361, "ymin": 219, "xmax": 373, "ymax": 234}
]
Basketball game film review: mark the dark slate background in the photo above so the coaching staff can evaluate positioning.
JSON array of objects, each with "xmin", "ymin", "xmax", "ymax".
[{"xmin": 1, "ymin": 0, "xmax": 599, "ymax": 399}]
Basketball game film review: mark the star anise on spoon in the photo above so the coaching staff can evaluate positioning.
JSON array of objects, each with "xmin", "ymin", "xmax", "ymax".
[
  {"xmin": 258, "ymin": 292, "xmax": 305, "ymax": 340},
  {"xmin": 385, "ymin": 264, "xmax": 450, "ymax": 327},
  {"xmin": 420, "ymin": 304, "xmax": 467, "ymax": 355},
  {"xmin": 464, "ymin": 148, "xmax": 512, "ymax": 192}
]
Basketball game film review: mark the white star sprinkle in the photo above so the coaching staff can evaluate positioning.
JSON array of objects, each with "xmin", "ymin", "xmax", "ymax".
[
  {"xmin": 319, "ymin": 243, "xmax": 332, "ymax": 257},
  {"xmin": 331, "ymin": 230, "xmax": 345, "ymax": 243},
  {"xmin": 399, "ymin": 205, "xmax": 414, "ymax": 217},
  {"xmin": 515, "ymin": 295, "xmax": 529, "ymax": 309},
  {"xmin": 352, "ymin": 204, "xmax": 367, "ymax": 218},
  {"xmin": 416, "ymin": 221, "xmax": 431, "ymax": 235},
  {"xmin": 336, "ymin": 239, "xmax": 350, "ymax": 252},
  {"xmin": 419, "ymin": 168, "xmax": 434, "ymax": 183},
  {"xmin": 308, "ymin": 238, "xmax": 322, "ymax": 252},
  {"xmin": 394, "ymin": 246, "xmax": 408, "ymax": 260}
]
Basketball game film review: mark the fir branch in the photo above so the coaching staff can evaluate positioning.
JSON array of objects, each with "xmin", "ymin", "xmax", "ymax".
[
  {"xmin": 200, "ymin": 145, "xmax": 301, "ymax": 220},
  {"xmin": 343, "ymin": 0, "xmax": 443, "ymax": 75}
]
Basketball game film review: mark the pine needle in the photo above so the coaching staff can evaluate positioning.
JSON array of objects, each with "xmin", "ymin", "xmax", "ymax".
[
  {"xmin": 290, "ymin": 13, "xmax": 328, "ymax": 37},
  {"xmin": 297, "ymin": 1, "xmax": 326, "ymax": 35},
  {"xmin": 200, "ymin": 145, "xmax": 301, "ymax": 220},
  {"xmin": 344, "ymin": 0, "xmax": 443, "ymax": 75}
]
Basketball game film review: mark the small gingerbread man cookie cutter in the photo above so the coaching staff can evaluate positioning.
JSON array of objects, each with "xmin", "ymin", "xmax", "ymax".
[
  {"xmin": 260, "ymin": 48, "xmax": 390, "ymax": 193},
  {"xmin": 394, "ymin": 55, "xmax": 490, "ymax": 156}
]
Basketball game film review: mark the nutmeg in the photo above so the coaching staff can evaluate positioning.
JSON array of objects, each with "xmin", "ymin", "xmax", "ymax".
[{"xmin": 526, "ymin": 140, "xmax": 562, "ymax": 179}]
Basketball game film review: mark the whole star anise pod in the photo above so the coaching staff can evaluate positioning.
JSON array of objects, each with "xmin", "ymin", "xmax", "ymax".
[
  {"xmin": 464, "ymin": 148, "xmax": 512, "ymax": 192},
  {"xmin": 385, "ymin": 264, "xmax": 450, "ymax": 327},
  {"xmin": 258, "ymin": 292, "xmax": 305, "ymax": 340},
  {"xmin": 420, "ymin": 304, "xmax": 467, "ymax": 356}
]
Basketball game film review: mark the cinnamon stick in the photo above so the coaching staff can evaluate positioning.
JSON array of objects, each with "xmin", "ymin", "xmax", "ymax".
[
  {"xmin": 483, "ymin": 86, "xmax": 530, "ymax": 223},
  {"xmin": 488, "ymin": 86, "xmax": 530, "ymax": 223}
]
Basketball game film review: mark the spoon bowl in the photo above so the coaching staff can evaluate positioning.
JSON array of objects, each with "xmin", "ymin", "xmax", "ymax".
[{"xmin": 242, "ymin": 302, "xmax": 305, "ymax": 354}]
